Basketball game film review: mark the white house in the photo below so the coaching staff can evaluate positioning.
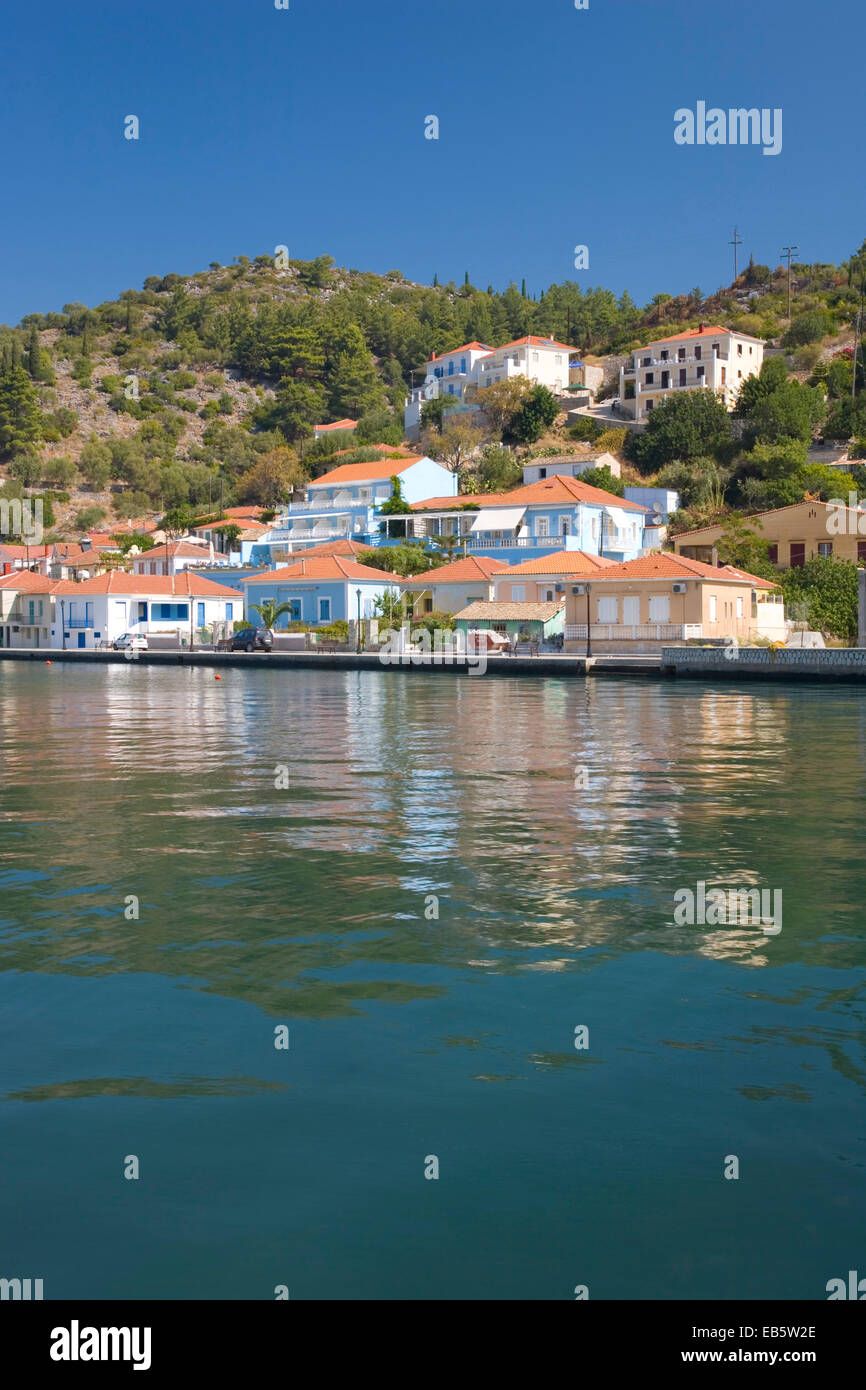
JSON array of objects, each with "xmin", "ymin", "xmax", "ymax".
[
  {"xmin": 405, "ymin": 335, "xmax": 578, "ymax": 433},
  {"xmin": 522, "ymin": 451, "xmax": 623, "ymax": 485},
  {"xmin": 619, "ymin": 324, "xmax": 765, "ymax": 421},
  {"xmin": 132, "ymin": 539, "xmax": 215, "ymax": 576},
  {"xmin": 51, "ymin": 572, "xmax": 244, "ymax": 649}
]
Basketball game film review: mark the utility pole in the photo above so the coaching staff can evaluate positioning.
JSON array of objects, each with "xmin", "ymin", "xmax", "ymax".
[
  {"xmin": 780, "ymin": 245, "xmax": 799, "ymax": 320},
  {"xmin": 729, "ymin": 227, "xmax": 743, "ymax": 282}
]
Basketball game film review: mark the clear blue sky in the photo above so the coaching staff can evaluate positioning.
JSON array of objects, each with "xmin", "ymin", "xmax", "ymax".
[{"xmin": 1, "ymin": 0, "xmax": 862, "ymax": 325}]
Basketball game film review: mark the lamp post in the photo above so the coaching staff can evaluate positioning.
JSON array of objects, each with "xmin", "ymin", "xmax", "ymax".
[
  {"xmin": 356, "ymin": 588, "xmax": 362, "ymax": 652},
  {"xmin": 60, "ymin": 599, "xmax": 66, "ymax": 651},
  {"xmin": 585, "ymin": 581, "xmax": 592, "ymax": 660}
]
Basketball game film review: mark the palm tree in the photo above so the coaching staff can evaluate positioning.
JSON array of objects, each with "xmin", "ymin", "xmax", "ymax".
[{"xmin": 251, "ymin": 600, "xmax": 294, "ymax": 632}]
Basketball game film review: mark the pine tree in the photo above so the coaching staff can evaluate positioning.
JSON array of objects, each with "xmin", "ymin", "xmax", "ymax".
[
  {"xmin": 433, "ymin": 273, "xmax": 439, "ymax": 287},
  {"xmin": 464, "ymin": 271, "xmax": 470, "ymax": 286},
  {"xmin": 0, "ymin": 363, "xmax": 42, "ymax": 459},
  {"xmin": 521, "ymin": 279, "xmax": 527, "ymax": 298}
]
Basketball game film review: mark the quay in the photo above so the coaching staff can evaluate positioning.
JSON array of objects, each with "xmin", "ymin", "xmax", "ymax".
[{"xmin": 3, "ymin": 646, "xmax": 866, "ymax": 682}]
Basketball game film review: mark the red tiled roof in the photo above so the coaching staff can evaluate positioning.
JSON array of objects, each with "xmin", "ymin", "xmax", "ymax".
[
  {"xmin": 269, "ymin": 538, "xmax": 371, "ymax": 560},
  {"xmin": 644, "ymin": 325, "xmax": 764, "ymax": 347},
  {"xmin": 52, "ymin": 572, "xmax": 244, "ymax": 597},
  {"xmin": 245, "ymin": 555, "xmax": 397, "ymax": 584},
  {"xmin": 411, "ymin": 476, "xmax": 645, "ymax": 513},
  {"xmin": 315, "ymin": 418, "xmax": 358, "ymax": 432},
  {"xmin": 311, "ymin": 456, "xmax": 426, "ymax": 486},
  {"xmin": 430, "ymin": 342, "xmax": 493, "ymax": 360},
  {"xmin": 0, "ymin": 571, "xmax": 60, "ymax": 590},
  {"xmin": 400, "ymin": 555, "xmax": 509, "ymax": 585},
  {"xmin": 588, "ymin": 553, "xmax": 777, "ymax": 586},
  {"xmin": 0, "ymin": 544, "xmax": 51, "ymax": 558},
  {"xmin": 133, "ymin": 541, "xmax": 211, "ymax": 560},
  {"xmin": 479, "ymin": 335, "xmax": 578, "ymax": 356},
  {"xmin": 497, "ymin": 550, "xmax": 619, "ymax": 576}
]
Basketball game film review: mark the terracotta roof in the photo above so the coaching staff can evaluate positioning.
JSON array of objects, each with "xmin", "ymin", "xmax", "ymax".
[
  {"xmin": 411, "ymin": 476, "xmax": 645, "ymax": 513},
  {"xmin": 268, "ymin": 538, "xmax": 371, "ymax": 560},
  {"xmin": 479, "ymin": 335, "xmax": 578, "ymax": 356},
  {"xmin": 315, "ymin": 418, "xmax": 358, "ymax": 432},
  {"xmin": 587, "ymin": 553, "xmax": 777, "ymax": 586},
  {"xmin": 132, "ymin": 541, "xmax": 210, "ymax": 560},
  {"xmin": 194, "ymin": 519, "xmax": 269, "ymax": 534},
  {"xmin": 430, "ymin": 342, "xmax": 493, "ymax": 360},
  {"xmin": 454, "ymin": 600, "xmax": 565, "ymax": 621},
  {"xmin": 498, "ymin": 549, "xmax": 618, "ymax": 576},
  {"xmin": 311, "ymin": 456, "xmax": 427, "ymax": 486},
  {"xmin": 52, "ymin": 572, "xmax": 244, "ymax": 597},
  {"xmin": 0, "ymin": 571, "xmax": 60, "ymax": 591},
  {"xmin": 644, "ymin": 325, "xmax": 764, "ymax": 347},
  {"xmin": 0, "ymin": 544, "xmax": 51, "ymax": 558},
  {"xmin": 400, "ymin": 555, "xmax": 509, "ymax": 586},
  {"xmin": 245, "ymin": 556, "xmax": 397, "ymax": 584}
]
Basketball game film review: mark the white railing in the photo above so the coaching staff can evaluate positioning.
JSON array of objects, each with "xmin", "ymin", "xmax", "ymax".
[{"xmin": 565, "ymin": 623, "xmax": 703, "ymax": 641}]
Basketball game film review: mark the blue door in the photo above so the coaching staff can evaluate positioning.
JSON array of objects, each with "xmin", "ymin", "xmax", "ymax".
[
  {"xmin": 77, "ymin": 632, "xmax": 86, "ymax": 648},
  {"xmin": 197, "ymin": 602, "xmax": 205, "ymax": 627}
]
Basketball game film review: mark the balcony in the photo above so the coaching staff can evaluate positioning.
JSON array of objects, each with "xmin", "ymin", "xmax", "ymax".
[
  {"xmin": 64, "ymin": 618, "xmax": 94, "ymax": 629},
  {"xmin": 565, "ymin": 623, "xmax": 703, "ymax": 641}
]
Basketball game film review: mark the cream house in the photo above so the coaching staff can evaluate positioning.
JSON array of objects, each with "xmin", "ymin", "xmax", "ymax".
[
  {"xmin": 493, "ymin": 549, "xmax": 617, "ymax": 604},
  {"xmin": 672, "ymin": 499, "xmax": 866, "ymax": 569},
  {"xmin": 563, "ymin": 552, "xmax": 785, "ymax": 650},
  {"xmin": 619, "ymin": 325, "xmax": 764, "ymax": 421}
]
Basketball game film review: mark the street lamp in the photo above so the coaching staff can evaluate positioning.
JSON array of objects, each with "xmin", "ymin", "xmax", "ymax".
[
  {"xmin": 60, "ymin": 599, "xmax": 67, "ymax": 651},
  {"xmin": 585, "ymin": 581, "xmax": 592, "ymax": 660},
  {"xmin": 356, "ymin": 588, "xmax": 362, "ymax": 652}
]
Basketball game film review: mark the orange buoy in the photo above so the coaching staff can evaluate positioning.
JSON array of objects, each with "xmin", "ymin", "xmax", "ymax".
[
  {"xmin": 45, "ymin": 660, "xmax": 52, "ymax": 665},
  {"xmin": 215, "ymin": 674, "xmax": 222, "ymax": 680}
]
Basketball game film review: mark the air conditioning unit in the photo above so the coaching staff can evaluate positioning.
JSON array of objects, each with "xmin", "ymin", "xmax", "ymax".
[
  {"xmin": 571, "ymin": 584, "xmax": 587, "ymax": 595},
  {"xmin": 672, "ymin": 582, "xmax": 687, "ymax": 593},
  {"xmin": 554, "ymin": 583, "xmax": 565, "ymax": 592}
]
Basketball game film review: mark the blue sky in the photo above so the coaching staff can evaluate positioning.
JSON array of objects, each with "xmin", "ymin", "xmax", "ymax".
[{"xmin": 1, "ymin": 0, "xmax": 862, "ymax": 325}]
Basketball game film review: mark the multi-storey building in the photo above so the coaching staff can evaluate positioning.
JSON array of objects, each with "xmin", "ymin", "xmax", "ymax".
[
  {"xmin": 619, "ymin": 325, "xmax": 764, "ymax": 422},
  {"xmin": 404, "ymin": 336, "xmax": 578, "ymax": 434}
]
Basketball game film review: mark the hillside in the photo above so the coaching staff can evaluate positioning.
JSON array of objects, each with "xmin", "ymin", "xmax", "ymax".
[{"xmin": 0, "ymin": 242, "xmax": 864, "ymax": 541}]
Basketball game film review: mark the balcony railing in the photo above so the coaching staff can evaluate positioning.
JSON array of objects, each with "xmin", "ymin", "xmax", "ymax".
[
  {"xmin": 565, "ymin": 623, "xmax": 703, "ymax": 641},
  {"xmin": 64, "ymin": 618, "xmax": 94, "ymax": 629}
]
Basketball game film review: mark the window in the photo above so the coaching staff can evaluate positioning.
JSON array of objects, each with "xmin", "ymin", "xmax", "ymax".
[
  {"xmin": 645, "ymin": 399, "xmax": 654, "ymax": 411},
  {"xmin": 679, "ymin": 368, "xmax": 687, "ymax": 386},
  {"xmin": 538, "ymin": 467, "xmax": 547, "ymax": 479},
  {"xmin": 712, "ymin": 343, "xmax": 720, "ymax": 356},
  {"xmin": 695, "ymin": 346, "xmax": 702, "ymax": 360},
  {"xmin": 818, "ymin": 541, "xmax": 833, "ymax": 557},
  {"xmin": 721, "ymin": 368, "xmax": 726, "ymax": 385},
  {"xmin": 598, "ymin": 596, "xmax": 618, "ymax": 622},
  {"xmin": 448, "ymin": 361, "xmax": 454, "ymax": 375},
  {"xmin": 737, "ymin": 343, "xmax": 743, "ymax": 356},
  {"xmin": 790, "ymin": 543, "xmax": 806, "ymax": 567},
  {"xmin": 544, "ymin": 588, "xmax": 556, "ymax": 602},
  {"xmin": 448, "ymin": 384, "xmax": 454, "ymax": 394},
  {"xmin": 510, "ymin": 585, "xmax": 526, "ymax": 602},
  {"xmin": 226, "ymin": 604, "xmax": 233, "ymax": 620},
  {"xmin": 678, "ymin": 347, "xmax": 686, "ymax": 361},
  {"xmin": 358, "ymin": 488, "xmax": 372, "ymax": 502},
  {"xmin": 858, "ymin": 541, "xmax": 866, "ymax": 563},
  {"xmin": 423, "ymin": 597, "xmax": 433, "ymax": 613},
  {"xmin": 737, "ymin": 370, "xmax": 742, "ymax": 379},
  {"xmin": 318, "ymin": 597, "xmax": 332, "ymax": 623},
  {"xmin": 709, "ymin": 594, "xmax": 717, "ymax": 622},
  {"xmin": 767, "ymin": 544, "xmax": 778, "ymax": 564},
  {"xmin": 696, "ymin": 366, "xmax": 705, "ymax": 380},
  {"xmin": 649, "ymin": 595, "xmax": 670, "ymax": 622},
  {"xmin": 642, "ymin": 356, "xmax": 651, "ymax": 367},
  {"xmin": 660, "ymin": 370, "xmax": 670, "ymax": 388},
  {"xmin": 645, "ymin": 372, "xmax": 654, "ymax": 385},
  {"xmin": 660, "ymin": 350, "xmax": 669, "ymax": 361},
  {"xmin": 532, "ymin": 351, "xmax": 539, "ymax": 362},
  {"xmin": 152, "ymin": 604, "xmax": 190, "ymax": 621},
  {"xmin": 591, "ymin": 517, "xmax": 598, "ymax": 540},
  {"xmin": 197, "ymin": 602, "xmax": 205, "ymax": 627},
  {"xmin": 460, "ymin": 358, "xmax": 466, "ymax": 373},
  {"xmin": 736, "ymin": 596, "xmax": 744, "ymax": 619},
  {"xmin": 535, "ymin": 517, "xmax": 549, "ymax": 537},
  {"xmin": 555, "ymin": 354, "xmax": 562, "ymax": 365}
]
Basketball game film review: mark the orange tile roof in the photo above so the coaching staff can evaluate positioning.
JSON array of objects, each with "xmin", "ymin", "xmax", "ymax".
[
  {"xmin": 0, "ymin": 570, "xmax": 61, "ymax": 591},
  {"xmin": 498, "ymin": 550, "xmax": 619, "ymax": 576},
  {"xmin": 0, "ymin": 544, "xmax": 51, "ymax": 558},
  {"xmin": 133, "ymin": 541, "xmax": 211, "ymax": 560},
  {"xmin": 311, "ymin": 456, "xmax": 426, "ymax": 486},
  {"xmin": 588, "ymin": 553, "xmax": 777, "ymax": 586},
  {"xmin": 269, "ymin": 538, "xmax": 372, "ymax": 560},
  {"xmin": 194, "ymin": 519, "xmax": 270, "ymax": 534},
  {"xmin": 245, "ymin": 555, "xmax": 397, "ymax": 584},
  {"xmin": 400, "ymin": 555, "xmax": 509, "ymax": 585},
  {"xmin": 315, "ymin": 418, "xmax": 358, "ymax": 432},
  {"xmin": 644, "ymin": 324, "xmax": 764, "ymax": 347},
  {"xmin": 52, "ymin": 572, "xmax": 244, "ymax": 597},
  {"xmin": 411, "ymin": 476, "xmax": 645, "ymax": 513},
  {"xmin": 430, "ymin": 342, "xmax": 493, "ymax": 360},
  {"xmin": 480, "ymin": 335, "xmax": 578, "ymax": 356}
]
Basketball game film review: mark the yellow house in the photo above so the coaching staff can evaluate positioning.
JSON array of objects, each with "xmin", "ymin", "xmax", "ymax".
[
  {"xmin": 672, "ymin": 499, "xmax": 866, "ymax": 570},
  {"xmin": 619, "ymin": 324, "xmax": 764, "ymax": 421},
  {"xmin": 563, "ymin": 552, "xmax": 785, "ymax": 650}
]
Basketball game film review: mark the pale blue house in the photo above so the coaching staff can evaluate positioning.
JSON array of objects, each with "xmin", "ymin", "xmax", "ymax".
[
  {"xmin": 242, "ymin": 555, "xmax": 400, "ymax": 627},
  {"xmin": 393, "ymin": 475, "xmax": 648, "ymax": 566},
  {"xmin": 250, "ymin": 450, "xmax": 457, "ymax": 564}
]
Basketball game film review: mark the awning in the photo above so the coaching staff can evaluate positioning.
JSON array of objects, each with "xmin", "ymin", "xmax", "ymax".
[
  {"xmin": 470, "ymin": 506, "xmax": 526, "ymax": 533},
  {"xmin": 604, "ymin": 506, "xmax": 634, "ymax": 531}
]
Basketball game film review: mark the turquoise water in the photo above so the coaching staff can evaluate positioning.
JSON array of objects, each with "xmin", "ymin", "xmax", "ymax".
[{"xmin": 0, "ymin": 662, "xmax": 864, "ymax": 1299}]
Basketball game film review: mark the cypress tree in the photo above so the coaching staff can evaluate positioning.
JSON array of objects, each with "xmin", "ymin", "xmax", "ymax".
[
  {"xmin": 521, "ymin": 279, "xmax": 527, "ymax": 298},
  {"xmin": 0, "ymin": 362, "xmax": 42, "ymax": 459}
]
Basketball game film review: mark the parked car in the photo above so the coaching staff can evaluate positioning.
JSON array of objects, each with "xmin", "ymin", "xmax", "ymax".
[
  {"xmin": 113, "ymin": 633, "xmax": 148, "ymax": 652},
  {"xmin": 229, "ymin": 626, "xmax": 274, "ymax": 653}
]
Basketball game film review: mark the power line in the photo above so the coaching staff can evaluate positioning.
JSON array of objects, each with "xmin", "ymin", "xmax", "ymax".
[
  {"xmin": 780, "ymin": 245, "xmax": 799, "ymax": 319},
  {"xmin": 729, "ymin": 227, "xmax": 743, "ymax": 281}
]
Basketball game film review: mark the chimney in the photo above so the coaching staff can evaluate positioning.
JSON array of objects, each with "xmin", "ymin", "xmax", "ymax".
[{"xmin": 698, "ymin": 323, "xmax": 705, "ymax": 332}]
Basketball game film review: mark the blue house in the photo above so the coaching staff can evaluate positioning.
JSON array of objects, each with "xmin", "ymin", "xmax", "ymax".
[
  {"xmin": 390, "ymin": 475, "xmax": 648, "ymax": 566},
  {"xmin": 250, "ymin": 450, "xmax": 457, "ymax": 564},
  {"xmin": 242, "ymin": 555, "xmax": 400, "ymax": 627}
]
